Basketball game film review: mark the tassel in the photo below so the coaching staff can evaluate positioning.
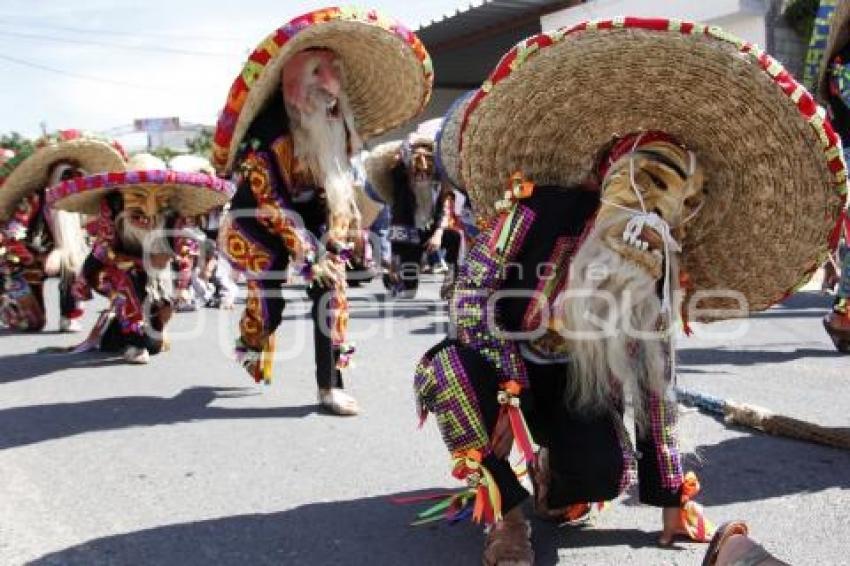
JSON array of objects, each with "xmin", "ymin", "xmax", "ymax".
[
  {"xmin": 679, "ymin": 269, "xmax": 694, "ymax": 336},
  {"xmin": 451, "ymin": 449, "xmax": 503, "ymax": 524},
  {"xmin": 260, "ymin": 334, "xmax": 276, "ymax": 385},
  {"xmin": 494, "ymin": 207, "xmax": 517, "ymax": 254},
  {"xmin": 493, "ymin": 173, "xmax": 535, "ymax": 254},
  {"xmin": 391, "ymin": 489, "xmax": 477, "ymax": 526},
  {"xmin": 496, "ymin": 380, "xmax": 536, "ymax": 466},
  {"xmin": 680, "ymin": 471, "xmax": 715, "ymax": 542},
  {"xmin": 71, "ymin": 309, "xmax": 115, "ymax": 353}
]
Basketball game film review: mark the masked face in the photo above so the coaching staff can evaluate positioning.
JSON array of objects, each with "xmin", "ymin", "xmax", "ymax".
[
  {"xmin": 120, "ymin": 186, "xmax": 170, "ymax": 231},
  {"xmin": 282, "ymin": 49, "xmax": 343, "ymax": 119},
  {"xmin": 595, "ymin": 139, "xmax": 705, "ymax": 279},
  {"xmin": 407, "ymin": 145, "xmax": 435, "ymax": 185}
]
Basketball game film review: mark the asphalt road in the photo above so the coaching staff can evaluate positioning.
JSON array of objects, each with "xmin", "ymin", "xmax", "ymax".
[{"xmin": 0, "ymin": 277, "xmax": 848, "ymax": 565}]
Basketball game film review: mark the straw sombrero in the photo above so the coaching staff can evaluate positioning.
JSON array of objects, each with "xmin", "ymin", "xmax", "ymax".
[
  {"xmin": 353, "ymin": 183, "xmax": 382, "ymax": 228},
  {"xmin": 46, "ymin": 170, "xmax": 235, "ymax": 218},
  {"xmin": 817, "ymin": 0, "xmax": 850, "ymax": 101},
  {"xmin": 168, "ymin": 154, "xmax": 215, "ymax": 175},
  {"xmin": 212, "ymin": 6, "xmax": 433, "ymax": 175},
  {"xmin": 435, "ymin": 91, "xmax": 475, "ymax": 190},
  {"xmin": 460, "ymin": 18, "xmax": 848, "ymax": 316},
  {"xmin": 0, "ymin": 130, "xmax": 127, "ymax": 221},
  {"xmin": 364, "ymin": 140, "xmax": 403, "ymax": 205}
]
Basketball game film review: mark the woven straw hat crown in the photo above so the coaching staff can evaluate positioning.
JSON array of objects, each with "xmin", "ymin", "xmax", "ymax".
[
  {"xmin": 0, "ymin": 130, "xmax": 127, "ymax": 221},
  {"xmin": 459, "ymin": 18, "xmax": 847, "ymax": 317},
  {"xmin": 212, "ymin": 6, "xmax": 433, "ymax": 175}
]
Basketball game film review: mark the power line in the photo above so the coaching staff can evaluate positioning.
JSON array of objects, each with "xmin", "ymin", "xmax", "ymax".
[
  {"xmin": 0, "ymin": 29, "xmax": 233, "ymax": 57},
  {"xmin": 0, "ymin": 19, "xmax": 244, "ymax": 43},
  {"xmin": 0, "ymin": 53, "xmax": 171, "ymax": 91}
]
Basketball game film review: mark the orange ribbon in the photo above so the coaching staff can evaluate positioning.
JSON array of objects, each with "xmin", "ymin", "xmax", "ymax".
[
  {"xmin": 451, "ymin": 449, "xmax": 502, "ymax": 524},
  {"xmin": 495, "ymin": 172, "xmax": 535, "ymax": 213},
  {"xmin": 680, "ymin": 471, "xmax": 715, "ymax": 542},
  {"xmin": 495, "ymin": 380, "xmax": 536, "ymax": 466}
]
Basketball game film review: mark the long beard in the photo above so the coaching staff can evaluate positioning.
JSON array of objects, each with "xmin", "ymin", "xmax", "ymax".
[
  {"xmin": 561, "ymin": 218, "xmax": 675, "ymax": 431},
  {"xmin": 116, "ymin": 214, "xmax": 167, "ymax": 256},
  {"xmin": 47, "ymin": 209, "xmax": 88, "ymax": 278},
  {"xmin": 116, "ymin": 213, "xmax": 173, "ymax": 302},
  {"xmin": 412, "ymin": 179, "xmax": 435, "ymax": 229},
  {"xmin": 289, "ymin": 92, "xmax": 361, "ymax": 225}
]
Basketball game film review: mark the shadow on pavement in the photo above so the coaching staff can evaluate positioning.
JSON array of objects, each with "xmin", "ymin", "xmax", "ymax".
[
  {"xmin": 683, "ymin": 433, "xmax": 850, "ymax": 506},
  {"xmin": 30, "ymin": 491, "xmax": 485, "ymax": 566},
  {"xmin": 533, "ymin": 524, "xmax": 669, "ymax": 565},
  {"xmin": 678, "ymin": 346, "xmax": 839, "ymax": 367},
  {"xmin": 29, "ymin": 491, "xmax": 676, "ymax": 566},
  {"xmin": 773, "ymin": 291, "xmax": 833, "ymax": 310},
  {"xmin": 0, "ymin": 387, "xmax": 318, "ymax": 451},
  {"xmin": 0, "ymin": 351, "xmax": 127, "ymax": 385}
]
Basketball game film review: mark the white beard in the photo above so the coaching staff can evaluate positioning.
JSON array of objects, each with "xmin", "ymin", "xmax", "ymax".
[
  {"xmin": 288, "ymin": 92, "xmax": 361, "ymax": 225},
  {"xmin": 116, "ymin": 213, "xmax": 173, "ymax": 302},
  {"xmin": 561, "ymin": 217, "xmax": 675, "ymax": 431},
  {"xmin": 412, "ymin": 179, "xmax": 435, "ymax": 230},
  {"xmin": 46, "ymin": 209, "xmax": 88, "ymax": 278}
]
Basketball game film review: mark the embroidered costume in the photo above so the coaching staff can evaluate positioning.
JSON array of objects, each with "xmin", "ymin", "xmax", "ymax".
[
  {"xmin": 46, "ymin": 167, "xmax": 234, "ymax": 363},
  {"xmin": 815, "ymin": 0, "xmax": 850, "ymax": 353},
  {"xmin": 0, "ymin": 131, "xmax": 126, "ymax": 332},
  {"xmin": 413, "ymin": 18, "xmax": 847, "ymax": 565},
  {"xmin": 210, "ymin": 7, "xmax": 432, "ymax": 410},
  {"xmin": 366, "ymin": 129, "xmax": 461, "ymax": 299}
]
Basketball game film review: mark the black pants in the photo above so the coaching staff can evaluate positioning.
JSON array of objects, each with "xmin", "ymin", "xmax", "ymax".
[
  {"xmin": 461, "ymin": 353, "xmax": 679, "ymax": 514},
  {"xmin": 390, "ymin": 229, "xmax": 463, "ymax": 296},
  {"xmin": 308, "ymin": 283, "xmax": 343, "ymax": 390}
]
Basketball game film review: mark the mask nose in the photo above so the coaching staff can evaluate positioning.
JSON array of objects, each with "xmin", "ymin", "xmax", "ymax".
[{"xmin": 317, "ymin": 66, "xmax": 341, "ymax": 99}]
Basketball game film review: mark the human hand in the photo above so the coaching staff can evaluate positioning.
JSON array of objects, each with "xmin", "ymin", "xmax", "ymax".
[
  {"xmin": 425, "ymin": 230, "xmax": 442, "ymax": 253},
  {"xmin": 312, "ymin": 255, "xmax": 347, "ymax": 289}
]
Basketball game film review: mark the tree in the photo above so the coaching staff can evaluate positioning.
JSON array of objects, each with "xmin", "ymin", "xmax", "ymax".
[
  {"xmin": 0, "ymin": 132, "xmax": 35, "ymax": 154},
  {"xmin": 148, "ymin": 146, "xmax": 181, "ymax": 163},
  {"xmin": 185, "ymin": 128, "xmax": 213, "ymax": 159}
]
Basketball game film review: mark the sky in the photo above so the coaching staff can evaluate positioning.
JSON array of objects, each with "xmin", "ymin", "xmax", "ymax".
[{"xmin": 0, "ymin": 0, "xmax": 466, "ymax": 138}]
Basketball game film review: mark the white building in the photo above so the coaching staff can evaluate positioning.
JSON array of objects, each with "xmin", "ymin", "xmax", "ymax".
[{"xmin": 542, "ymin": 0, "xmax": 774, "ymax": 47}]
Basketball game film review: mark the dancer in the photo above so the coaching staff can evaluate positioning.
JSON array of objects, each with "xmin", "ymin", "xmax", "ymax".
[
  {"xmin": 211, "ymin": 6, "xmax": 432, "ymax": 413},
  {"xmin": 414, "ymin": 19, "xmax": 846, "ymax": 565},
  {"xmin": 816, "ymin": 0, "xmax": 850, "ymax": 352},
  {"xmin": 0, "ymin": 131, "xmax": 126, "ymax": 331},
  {"xmin": 46, "ymin": 161, "xmax": 234, "ymax": 363}
]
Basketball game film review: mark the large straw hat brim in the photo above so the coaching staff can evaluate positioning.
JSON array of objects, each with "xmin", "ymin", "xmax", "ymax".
[
  {"xmin": 436, "ymin": 91, "xmax": 475, "ymax": 190},
  {"xmin": 212, "ymin": 6, "xmax": 433, "ymax": 175},
  {"xmin": 47, "ymin": 170, "xmax": 235, "ymax": 217},
  {"xmin": 0, "ymin": 138, "xmax": 126, "ymax": 221},
  {"xmin": 461, "ymin": 19, "xmax": 847, "ymax": 318},
  {"xmin": 364, "ymin": 140, "xmax": 403, "ymax": 205},
  {"xmin": 817, "ymin": 0, "xmax": 850, "ymax": 101},
  {"xmin": 353, "ymin": 183, "xmax": 382, "ymax": 228}
]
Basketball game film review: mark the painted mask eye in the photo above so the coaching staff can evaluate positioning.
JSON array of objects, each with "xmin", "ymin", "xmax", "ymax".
[
  {"xmin": 128, "ymin": 210, "xmax": 151, "ymax": 228},
  {"xmin": 645, "ymin": 169, "xmax": 668, "ymax": 190}
]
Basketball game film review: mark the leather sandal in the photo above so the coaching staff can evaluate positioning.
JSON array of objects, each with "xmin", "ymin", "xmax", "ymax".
[
  {"xmin": 702, "ymin": 521, "xmax": 748, "ymax": 566},
  {"xmin": 482, "ymin": 517, "xmax": 534, "ymax": 566}
]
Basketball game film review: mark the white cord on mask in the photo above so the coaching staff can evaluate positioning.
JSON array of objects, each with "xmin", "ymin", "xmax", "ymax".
[{"xmin": 600, "ymin": 143, "xmax": 697, "ymax": 386}]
